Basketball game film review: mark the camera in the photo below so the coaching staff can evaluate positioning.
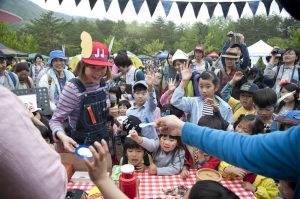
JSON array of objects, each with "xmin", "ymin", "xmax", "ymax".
[
  {"xmin": 227, "ymin": 31, "xmax": 241, "ymax": 37},
  {"xmin": 271, "ymin": 48, "xmax": 285, "ymax": 56}
]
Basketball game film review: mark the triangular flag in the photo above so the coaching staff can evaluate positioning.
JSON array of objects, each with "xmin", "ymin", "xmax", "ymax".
[
  {"xmin": 190, "ymin": 2, "xmax": 203, "ymax": 18},
  {"xmin": 44, "ymin": 0, "xmax": 47, "ymax": 3},
  {"xmin": 146, "ymin": 0, "xmax": 159, "ymax": 17},
  {"xmin": 75, "ymin": 0, "xmax": 81, "ymax": 6},
  {"xmin": 161, "ymin": 0, "xmax": 173, "ymax": 17},
  {"xmin": 275, "ymin": 0, "xmax": 283, "ymax": 12},
  {"xmin": 118, "ymin": 0, "xmax": 129, "ymax": 14},
  {"xmin": 219, "ymin": 2, "xmax": 231, "ymax": 18},
  {"xmin": 176, "ymin": 1, "xmax": 189, "ymax": 18},
  {"xmin": 205, "ymin": 2, "xmax": 218, "ymax": 18},
  {"xmin": 233, "ymin": 2, "xmax": 246, "ymax": 18},
  {"xmin": 132, "ymin": 0, "xmax": 144, "ymax": 15},
  {"xmin": 58, "ymin": 0, "xmax": 63, "ymax": 5},
  {"xmin": 248, "ymin": 1, "xmax": 260, "ymax": 16},
  {"xmin": 103, "ymin": 0, "xmax": 113, "ymax": 12},
  {"xmin": 261, "ymin": 0, "xmax": 273, "ymax": 16},
  {"xmin": 89, "ymin": 0, "xmax": 97, "ymax": 10}
]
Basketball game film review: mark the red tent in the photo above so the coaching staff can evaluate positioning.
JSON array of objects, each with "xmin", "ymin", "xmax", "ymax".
[
  {"xmin": 207, "ymin": 52, "xmax": 219, "ymax": 58},
  {"xmin": 0, "ymin": 9, "xmax": 23, "ymax": 23}
]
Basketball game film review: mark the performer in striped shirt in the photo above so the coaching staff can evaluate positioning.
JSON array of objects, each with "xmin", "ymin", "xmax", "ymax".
[{"xmin": 50, "ymin": 40, "xmax": 112, "ymax": 173}]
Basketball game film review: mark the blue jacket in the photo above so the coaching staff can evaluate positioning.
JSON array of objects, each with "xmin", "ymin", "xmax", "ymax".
[
  {"xmin": 221, "ymin": 41, "xmax": 250, "ymax": 71},
  {"xmin": 181, "ymin": 123, "xmax": 300, "ymax": 199}
]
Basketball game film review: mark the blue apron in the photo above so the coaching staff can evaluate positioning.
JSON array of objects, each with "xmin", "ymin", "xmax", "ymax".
[{"xmin": 69, "ymin": 78, "xmax": 109, "ymax": 145}]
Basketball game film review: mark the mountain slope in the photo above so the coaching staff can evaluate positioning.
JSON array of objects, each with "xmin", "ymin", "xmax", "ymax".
[{"xmin": 0, "ymin": 0, "xmax": 78, "ymax": 22}]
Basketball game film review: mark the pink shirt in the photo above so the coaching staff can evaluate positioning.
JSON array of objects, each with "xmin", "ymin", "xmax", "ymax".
[
  {"xmin": 111, "ymin": 64, "xmax": 119, "ymax": 75},
  {"xmin": 0, "ymin": 86, "xmax": 67, "ymax": 199}
]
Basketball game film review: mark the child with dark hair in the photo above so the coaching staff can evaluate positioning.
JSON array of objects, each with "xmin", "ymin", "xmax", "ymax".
[
  {"xmin": 160, "ymin": 104, "xmax": 184, "ymax": 119},
  {"xmin": 171, "ymin": 64, "xmax": 233, "ymax": 125},
  {"xmin": 221, "ymin": 71, "xmax": 258, "ymax": 122},
  {"xmin": 120, "ymin": 136, "xmax": 153, "ymax": 172},
  {"xmin": 187, "ymin": 180, "xmax": 239, "ymax": 199},
  {"xmin": 219, "ymin": 114, "xmax": 279, "ymax": 199},
  {"xmin": 15, "ymin": 62, "xmax": 34, "ymax": 89},
  {"xmin": 253, "ymin": 88, "xmax": 278, "ymax": 132},
  {"xmin": 275, "ymin": 82, "xmax": 300, "ymax": 115},
  {"xmin": 126, "ymin": 78, "xmax": 158, "ymax": 140},
  {"xmin": 118, "ymin": 100, "xmax": 131, "ymax": 116},
  {"xmin": 130, "ymin": 130, "xmax": 185, "ymax": 175},
  {"xmin": 181, "ymin": 115, "xmax": 224, "ymax": 179}
]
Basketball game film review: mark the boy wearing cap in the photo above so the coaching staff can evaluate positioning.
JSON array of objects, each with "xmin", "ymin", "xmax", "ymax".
[
  {"xmin": 39, "ymin": 50, "xmax": 74, "ymax": 111},
  {"xmin": 221, "ymin": 71, "xmax": 258, "ymax": 122},
  {"xmin": 126, "ymin": 72, "xmax": 158, "ymax": 140}
]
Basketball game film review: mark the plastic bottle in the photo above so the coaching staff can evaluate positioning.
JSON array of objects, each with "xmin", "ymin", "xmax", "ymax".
[{"xmin": 119, "ymin": 164, "xmax": 138, "ymax": 199}]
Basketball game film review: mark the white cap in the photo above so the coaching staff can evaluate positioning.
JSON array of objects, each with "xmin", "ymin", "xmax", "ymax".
[{"xmin": 172, "ymin": 49, "xmax": 188, "ymax": 63}]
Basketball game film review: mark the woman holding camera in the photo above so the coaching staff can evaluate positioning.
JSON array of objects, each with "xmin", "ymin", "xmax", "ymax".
[{"xmin": 264, "ymin": 48, "xmax": 299, "ymax": 95}]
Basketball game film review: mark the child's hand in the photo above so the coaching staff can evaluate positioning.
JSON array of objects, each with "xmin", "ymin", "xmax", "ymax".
[
  {"xmin": 242, "ymin": 181, "xmax": 256, "ymax": 193},
  {"xmin": 204, "ymin": 98, "xmax": 219, "ymax": 112},
  {"xmin": 84, "ymin": 140, "xmax": 110, "ymax": 186},
  {"xmin": 129, "ymin": 130, "xmax": 142, "ymax": 144},
  {"xmin": 230, "ymin": 71, "xmax": 244, "ymax": 85},
  {"xmin": 167, "ymin": 78, "xmax": 177, "ymax": 92},
  {"xmin": 225, "ymin": 167, "xmax": 247, "ymax": 179},
  {"xmin": 180, "ymin": 61, "xmax": 192, "ymax": 81},
  {"xmin": 180, "ymin": 167, "xmax": 190, "ymax": 179},
  {"xmin": 145, "ymin": 69, "xmax": 155, "ymax": 91},
  {"xmin": 135, "ymin": 164, "xmax": 145, "ymax": 172},
  {"xmin": 149, "ymin": 164, "xmax": 157, "ymax": 175}
]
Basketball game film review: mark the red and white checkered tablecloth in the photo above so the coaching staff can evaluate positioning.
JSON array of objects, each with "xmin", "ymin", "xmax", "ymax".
[
  {"xmin": 67, "ymin": 170, "xmax": 256, "ymax": 199},
  {"xmin": 137, "ymin": 170, "xmax": 256, "ymax": 199},
  {"xmin": 67, "ymin": 181, "xmax": 94, "ymax": 193}
]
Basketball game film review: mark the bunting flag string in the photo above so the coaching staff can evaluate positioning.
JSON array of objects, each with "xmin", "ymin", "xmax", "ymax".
[
  {"xmin": 118, "ymin": 0, "xmax": 130, "ymax": 14},
  {"xmin": 75, "ymin": 0, "xmax": 81, "ymax": 6},
  {"xmin": 146, "ymin": 0, "xmax": 160, "ymax": 16},
  {"xmin": 234, "ymin": 1, "xmax": 246, "ymax": 18},
  {"xmin": 176, "ymin": 1, "xmax": 189, "ymax": 17},
  {"xmin": 219, "ymin": 2, "xmax": 231, "ymax": 18},
  {"xmin": 261, "ymin": 0, "xmax": 273, "ymax": 16},
  {"xmin": 161, "ymin": 0, "xmax": 173, "ymax": 17},
  {"xmin": 274, "ymin": 0, "xmax": 283, "ymax": 12},
  {"xmin": 55, "ymin": 0, "xmax": 284, "ymax": 19},
  {"xmin": 190, "ymin": 2, "xmax": 203, "ymax": 18},
  {"xmin": 204, "ymin": 2, "xmax": 218, "ymax": 18},
  {"xmin": 132, "ymin": 0, "xmax": 144, "ymax": 14},
  {"xmin": 103, "ymin": 0, "xmax": 113, "ymax": 12},
  {"xmin": 248, "ymin": 1, "xmax": 260, "ymax": 16}
]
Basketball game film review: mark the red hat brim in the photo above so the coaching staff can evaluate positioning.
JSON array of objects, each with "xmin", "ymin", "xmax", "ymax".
[{"xmin": 82, "ymin": 58, "xmax": 112, "ymax": 67}]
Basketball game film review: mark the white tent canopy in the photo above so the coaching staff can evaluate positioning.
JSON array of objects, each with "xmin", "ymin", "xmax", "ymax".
[{"xmin": 248, "ymin": 40, "xmax": 273, "ymax": 66}]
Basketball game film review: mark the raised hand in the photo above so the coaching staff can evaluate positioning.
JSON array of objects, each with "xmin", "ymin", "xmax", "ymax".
[
  {"xmin": 145, "ymin": 69, "xmax": 155, "ymax": 91},
  {"xmin": 155, "ymin": 115, "xmax": 184, "ymax": 136},
  {"xmin": 180, "ymin": 61, "xmax": 192, "ymax": 81},
  {"xmin": 230, "ymin": 71, "xmax": 244, "ymax": 85},
  {"xmin": 167, "ymin": 78, "xmax": 177, "ymax": 92},
  {"xmin": 129, "ymin": 130, "xmax": 142, "ymax": 144}
]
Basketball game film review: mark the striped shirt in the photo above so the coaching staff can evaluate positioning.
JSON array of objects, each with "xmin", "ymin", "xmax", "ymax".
[
  {"xmin": 49, "ymin": 79, "xmax": 109, "ymax": 135},
  {"xmin": 202, "ymin": 102, "xmax": 214, "ymax": 116}
]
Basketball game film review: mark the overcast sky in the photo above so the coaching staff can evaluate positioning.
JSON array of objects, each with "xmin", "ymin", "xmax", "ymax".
[{"xmin": 30, "ymin": 0, "xmax": 290, "ymax": 25}]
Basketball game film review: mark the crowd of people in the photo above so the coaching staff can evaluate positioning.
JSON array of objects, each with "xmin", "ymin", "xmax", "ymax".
[{"xmin": 0, "ymin": 32, "xmax": 299, "ymax": 199}]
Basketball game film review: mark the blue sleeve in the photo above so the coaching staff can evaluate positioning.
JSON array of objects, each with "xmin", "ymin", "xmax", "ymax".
[
  {"xmin": 181, "ymin": 123, "xmax": 299, "ymax": 181},
  {"xmin": 136, "ymin": 70, "xmax": 145, "ymax": 81},
  {"xmin": 239, "ymin": 43, "xmax": 250, "ymax": 70},
  {"xmin": 221, "ymin": 41, "xmax": 230, "ymax": 68}
]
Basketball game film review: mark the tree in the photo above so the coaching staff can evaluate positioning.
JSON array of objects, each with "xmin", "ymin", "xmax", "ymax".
[
  {"xmin": 289, "ymin": 28, "xmax": 300, "ymax": 49},
  {"xmin": 0, "ymin": 22, "xmax": 38, "ymax": 53},
  {"xmin": 267, "ymin": 37, "xmax": 289, "ymax": 49},
  {"xmin": 22, "ymin": 11, "xmax": 69, "ymax": 55},
  {"xmin": 143, "ymin": 39, "xmax": 164, "ymax": 55}
]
